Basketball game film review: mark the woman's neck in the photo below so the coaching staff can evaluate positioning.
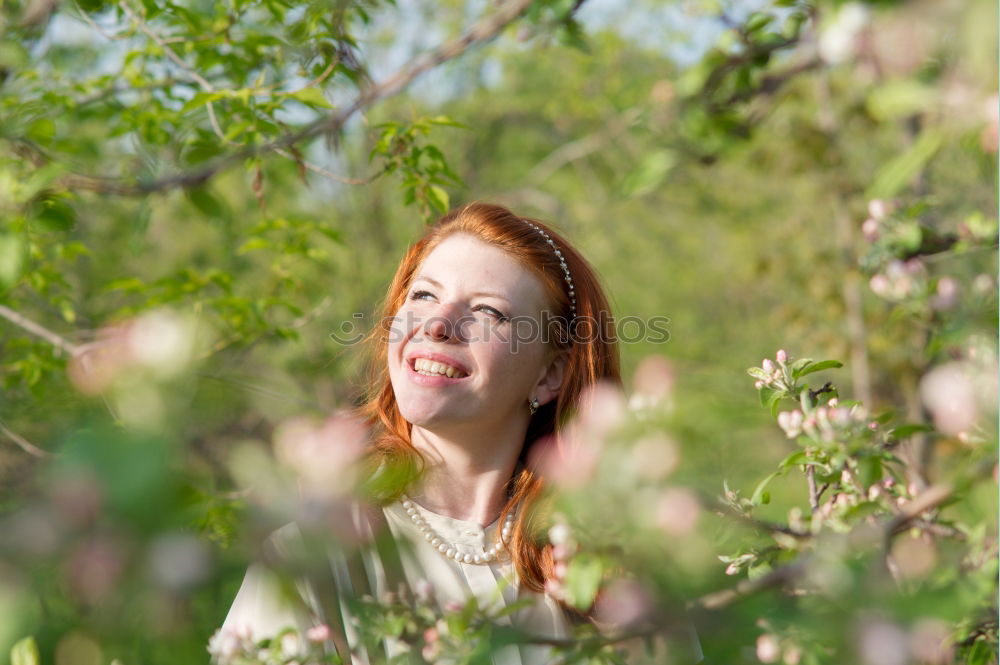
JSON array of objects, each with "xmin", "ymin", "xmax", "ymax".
[{"xmin": 408, "ymin": 426, "xmax": 523, "ymax": 525}]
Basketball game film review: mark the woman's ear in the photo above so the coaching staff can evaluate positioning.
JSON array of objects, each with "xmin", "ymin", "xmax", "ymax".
[{"xmin": 534, "ymin": 351, "xmax": 568, "ymax": 407}]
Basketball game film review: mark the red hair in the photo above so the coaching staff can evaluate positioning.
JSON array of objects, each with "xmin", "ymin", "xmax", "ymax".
[{"xmin": 352, "ymin": 201, "xmax": 622, "ymax": 593}]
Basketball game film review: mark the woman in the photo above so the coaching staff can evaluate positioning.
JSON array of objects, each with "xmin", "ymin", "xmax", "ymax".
[{"xmin": 218, "ymin": 202, "xmax": 622, "ymax": 664}]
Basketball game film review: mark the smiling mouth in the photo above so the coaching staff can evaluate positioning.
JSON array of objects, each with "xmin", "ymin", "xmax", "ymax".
[{"xmin": 409, "ymin": 357, "xmax": 470, "ymax": 378}]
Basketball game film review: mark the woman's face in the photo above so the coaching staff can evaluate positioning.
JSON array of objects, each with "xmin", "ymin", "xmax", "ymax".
[{"xmin": 387, "ymin": 233, "xmax": 563, "ymax": 432}]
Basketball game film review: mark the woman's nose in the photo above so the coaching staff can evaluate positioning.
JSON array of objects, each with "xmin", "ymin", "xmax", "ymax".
[{"xmin": 425, "ymin": 303, "xmax": 467, "ymax": 341}]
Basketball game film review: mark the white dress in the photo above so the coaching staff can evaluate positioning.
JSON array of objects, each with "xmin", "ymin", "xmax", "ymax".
[{"xmin": 220, "ymin": 500, "xmax": 570, "ymax": 665}]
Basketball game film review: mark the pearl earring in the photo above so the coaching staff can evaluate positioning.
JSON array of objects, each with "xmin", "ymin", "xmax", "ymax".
[{"xmin": 528, "ymin": 398, "xmax": 540, "ymax": 415}]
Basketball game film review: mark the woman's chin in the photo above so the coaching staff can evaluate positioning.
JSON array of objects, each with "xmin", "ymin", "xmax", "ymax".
[{"xmin": 398, "ymin": 404, "xmax": 462, "ymax": 428}]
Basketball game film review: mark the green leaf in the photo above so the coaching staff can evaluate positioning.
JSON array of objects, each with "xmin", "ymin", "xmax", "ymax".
[
  {"xmin": 747, "ymin": 367, "xmax": 770, "ymax": 381},
  {"xmin": 745, "ymin": 12, "xmax": 774, "ymax": 33},
  {"xmin": 428, "ymin": 115, "xmax": 469, "ymax": 129},
  {"xmin": 237, "ymin": 237, "xmax": 271, "ymax": 254},
  {"xmin": 750, "ymin": 471, "xmax": 779, "ymax": 506},
  {"xmin": 180, "ymin": 91, "xmax": 224, "ymax": 114},
  {"xmin": 866, "ymin": 80, "xmax": 937, "ymax": 121},
  {"xmin": 622, "ymin": 150, "xmax": 677, "ymax": 197},
  {"xmin": 427, "ymin": 185, "xmax": 449, "ymax": 213},
  {"xmin": 185, "ymin": 187, "xmax": 227, "ymax": 221},
  {"xmin": 290, "ymin": 87, "xmax": 333, "ymax": 108},
  {"xmin": 889, "ymin": 424, "xmax": 933, "ymax": 439},
  {"xmin": 759, "ymin": 385, "xmax": 779, "ymax": 408},
  {"xmin": 867, "ymin": 130, "xmax": 943, "ymax": 200},
  {"xmin": 797, "ymin": 360, "xmax": 843, "ymax": 377},
  {"xmin": 779, "ymin": 450, "xmax": 808, "ymax": 469},
  {"xmin": 11, "ymin": 636, "xmax": 39, "ymax": 665},
  {"xmin": 789, "ymin": 357, "xmax": 814, "ymax": 373},
  {"xmin": 765, "ymin": 388, "xmax": 784, "ymax": 416},
  {"xmin": 564, "ymin": 554, "xmax": 604, "ymax": 610},
  {"xmin": 32, "ymin": 196, "xmax": 76, "ymax": 231},
  {"xmin": 0, "ymin": 234, "xmax": 24, "ymax": 288},
  {"xmin": 858, "ymin": 455, "xmax": 883, "ymax": 488}
]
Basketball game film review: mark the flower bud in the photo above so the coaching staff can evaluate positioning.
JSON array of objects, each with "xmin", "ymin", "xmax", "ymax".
[
  {"xmin": 754, "ymin": 380, "xmax": 764, "ymax": 390},
  {"xmin": 869, "ymin": 274, "xmax": 890, "ymax": 297},
  {"xmin": 762, "ymin": 359, "xmax": 774, "ymax": 373},
  {"xmin": 757, "ymin": 634, "xmax": 780, "ymax": 663},
  {"xmin": 867, "ymin": 199, "xmax": 887, "ymax": 220},
  {"xmin": 306, "ymin": 624, "xmax": 331, "ymax": 643},
  {"xmin": 776, "ymin": 349, "xmax": 788, "ymax": 363},
  {"xmin": 861, "ymin": 218, "xmax": 880, "ymax": 242},
  {"xmin": 548, "ymin": 522, "xmax": 571, "ymax": 546}
]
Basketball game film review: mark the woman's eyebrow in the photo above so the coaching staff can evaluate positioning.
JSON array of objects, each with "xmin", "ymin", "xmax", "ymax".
[{"xmin": 412, "ymin": 274, "xmax": 512, "ymax": 304}]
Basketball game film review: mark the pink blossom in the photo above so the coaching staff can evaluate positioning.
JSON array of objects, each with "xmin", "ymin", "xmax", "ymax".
[
  {"xmin": 414, "ymin": 579, "xmax": 434, "ymax": 604},
  {"xmin": 869, "ymin": 274, "xmax": 890, "ymax": 297},
  {"xmin": 775, "ymin": 349, "xmax": 788, "ymax": 363},
  {"xmin": 857, "ymin": 619, "xmax": 907, "ymax": 665},
  {"xmin": 777, "ymin": 410, "xmax": 804, "ymax": 438},
  {"xmin": 305, "ymin": 624, "xmax": 331, "ymax": 643},
  {"xmin": 783, "ymin": 646, "xmax": 802, "ymax": 665},
  {"xmin": 64, "ymin": 537, "xmax": 124, "ymax": 604},
  {"xmin": 274, "ymin": 411, "xmax": 368, "ymax": 498},
  {"xmin": 932, "ymin": 276, "xmax": 958, "ymax": 310},
  {"xmin": 548, "ymin": 523, "xmax": 571, "ymax": 546},
  {"xmin": 655, "ymin": 488, "xmax": 701, "ymax": 535},
  {"xmin": 919, "ymin": 363, "xmax": 978, "ymax": 436},
  {"xmin": 207, "ymin": 626, "xmax": 253, "ymax": 663},
  {"xmin": 861, "ymin": 218, "xmax": 880, "ymax": 242},
  {"xmin": 630, "ymin": 434, "xmax": 680, "ymax": 481},
  {"xmin": 593, "ymin": 579, "xmax": 653, "ymax": 629},
  {"xmin": 529, "ymin": 433, "xmax": 599, "ymax": 489},
  {"xmin": 973, "ymin": 273, "xmax": 994, "ymax": 295},
  {"xmin": 908, "ymin": 618, "xmax": 953, "ymax": 664},
  {"xmin": 867, "ymin": 199, "xmax": 887, "ymax": 220},
  {"xmin": 632, "ymin": 355, "xmax": 675, "ymax": 407},
  {"xmin": 757, "ymin": 634, "xmax": 780, "ymax": 663},
  {"xmin": 762, "ymin": 359, "xmax": 774, "ymax": 373}
]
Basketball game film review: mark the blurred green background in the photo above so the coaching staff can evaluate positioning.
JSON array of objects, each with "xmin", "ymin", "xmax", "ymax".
[{"xmin": 0, "ymin": 0, "xmax": 996, "ymax": 663}]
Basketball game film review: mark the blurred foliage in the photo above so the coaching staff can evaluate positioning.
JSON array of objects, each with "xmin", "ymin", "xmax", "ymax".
[{"xmin": 0, "ymin": 0, "xmax": 996, "ymax": 663}]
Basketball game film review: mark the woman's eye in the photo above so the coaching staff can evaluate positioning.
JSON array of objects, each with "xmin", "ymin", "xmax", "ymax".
[
  {"xmin": 475, "ymin": 304, "xmax": 508, "ymax": 321},
  {"xmin": 409, "ymin": 290, "xmax": 507, "ymax": 321}
]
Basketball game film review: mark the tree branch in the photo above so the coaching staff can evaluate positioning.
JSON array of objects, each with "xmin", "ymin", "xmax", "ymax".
[
  {"xmin": 0, "ymin": 420, "xmax": 51, "ymax": 458},
  {"xmin": 695, "ymin": 481, "xmax": 963, "ymax": 611},
  {"xmin": 58, "ymin": 0, "xmax": 537, "ymax": 196},
  {"xmin": 0, "ymin": 304, "xmax": 82, "ymax": 356}
]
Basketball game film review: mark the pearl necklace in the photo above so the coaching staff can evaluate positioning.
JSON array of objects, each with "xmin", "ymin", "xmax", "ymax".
[{"xmin": 400, "ymin": 495, "xmax": 514, "ymax": 565}]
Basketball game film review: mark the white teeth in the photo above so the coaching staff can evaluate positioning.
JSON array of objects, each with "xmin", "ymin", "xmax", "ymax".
[{"xmin": 413, "ymin": 357, "xmax": 467, "ymax": 378}]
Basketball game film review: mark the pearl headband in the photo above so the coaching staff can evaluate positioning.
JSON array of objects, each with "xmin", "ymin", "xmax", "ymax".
[{"xmin": 522, "ymin": 220, "xmax": 576, "ymax": 324}]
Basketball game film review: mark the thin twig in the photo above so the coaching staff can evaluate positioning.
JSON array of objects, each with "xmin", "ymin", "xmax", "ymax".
[
  {"xmin": 0, "ymin": 420, "xmax": 52, "ymax": 458},
  {"xmin": 694, "ymin": 557, "xmax": 811, "ymax": 611},
  {"xmin": 71, "ymin": 0, "xmax": 127, "ymax": 41},
  {"xmin": 119, "ymin": 1, "xmax": 214, "ymax": 91},
  {"xmin": 272, "ymin": 148, "xmax": 378, "ymax": 185},
  {"xmin": 806, "ymin": 465, "xmax": 819, "ymax": 513},
  {"xmin": 0, "ymin": 304, "xmax": 82, "ymax": 356}
]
